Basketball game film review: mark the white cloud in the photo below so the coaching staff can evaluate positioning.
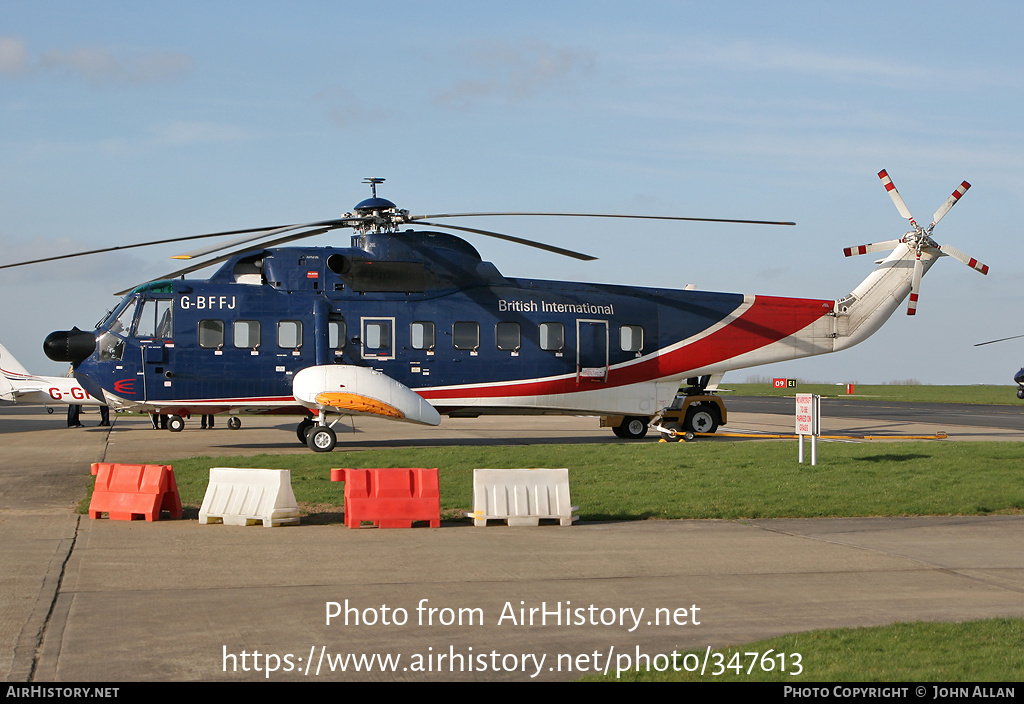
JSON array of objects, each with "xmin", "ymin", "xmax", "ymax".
[
  {"xmin": 317, "ymin": 88, "xmax": 391, "ymax": 128},
  {"xmin": 39, "ymin": 46, "xmax": 191, "ymax": 86},
  {"xmin": 153, "ymin": 122, "xmax": 252, "ymax": 146},
  {"xmin": 627, "ymin": 37, "xmax": 1019, "ymax": 91},
  {"xmin": 0, "ymin": 36, "xmax": 191, "ymax": 86},
  {"xmin": 432, "ymin": 39, "xmax": 595, "ymax": 109},
  {"xmin": 0, "ymin": 37, "xmax": 29, "ymax": 75}
]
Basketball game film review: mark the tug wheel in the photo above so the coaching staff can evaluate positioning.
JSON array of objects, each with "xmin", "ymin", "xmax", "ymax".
[{"xmin": 683, "ymin": 406, "xmax": 719, "ymax": 434}]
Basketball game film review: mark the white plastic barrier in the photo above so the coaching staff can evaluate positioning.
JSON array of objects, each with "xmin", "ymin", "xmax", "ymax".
[
  {"xmin": 199, "ymin": 468, "xmax": 300, "ymax": 527},
  {"xmin": 469, "ymin": 468, "xmax": 578, "ymax": 527}
]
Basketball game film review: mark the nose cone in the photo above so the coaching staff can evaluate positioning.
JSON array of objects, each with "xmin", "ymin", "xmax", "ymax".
[{"xmin": 43, "ymin": 327, "xmax": 96, "ymax": 364}]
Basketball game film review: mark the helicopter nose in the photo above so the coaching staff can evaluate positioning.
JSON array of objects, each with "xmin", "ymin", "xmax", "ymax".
[{"xmin": 43, "ymin": 327, "xmax": 96, "ymax": 365}]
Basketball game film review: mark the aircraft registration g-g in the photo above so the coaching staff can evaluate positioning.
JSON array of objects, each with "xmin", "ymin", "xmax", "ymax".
[
  {"xmin": 3, "ymin": 172, "xmax": 987, "ymax": 451},
  {"xmin": 0, "ymin": 342, "xmax": 104, "ymax": 409}
]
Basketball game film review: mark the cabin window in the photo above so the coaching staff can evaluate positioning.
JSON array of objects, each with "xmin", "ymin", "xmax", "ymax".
[
  {"xmin": 198, "ymin": 320, "xmax": 224, "ymax": 349},
  {"xmin": 328, "ymin": 320, "xmax": 346, "ymax": 350},
  {"xmin": 453, "ymin": 321, "xmax": 479, "ymax": 350},
  {"xmin": 539, "ymin": 322, "xmax": 564, "ymax": 351},
  {"xmin": 135, "ymin": 299, "xmax": 173, "ymax": 339},
  {"xmin": 496, "ymin": 322, "xmax": 521, "ymax": 351},
  {"xmin": 233, "ymin": 320, "xmax": 261, "ymax": 349},
  {"xmin": 620, "ymin": 325, "xmax": 644, "ymax": 352},
  {"xmin": 411, "ymin": 321, "xmax": 435, "ymax": 350},
  {"xmin": 364, "ymin": 321, "xmax": 391, "ymax": 351},
  {"xmin": 278, "ymin": 321, "xmax": 302, "ymax": 349}
]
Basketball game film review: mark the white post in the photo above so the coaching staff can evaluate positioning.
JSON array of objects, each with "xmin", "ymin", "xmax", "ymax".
[{"xmin": 811, "ymin": 395, "xmax": 820, "ymax": 466}]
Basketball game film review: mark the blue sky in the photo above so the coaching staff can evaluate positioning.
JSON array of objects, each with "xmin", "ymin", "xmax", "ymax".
[{"xmin": 2, "ymin": 1, "xmax": 1022, "ymax": 386}]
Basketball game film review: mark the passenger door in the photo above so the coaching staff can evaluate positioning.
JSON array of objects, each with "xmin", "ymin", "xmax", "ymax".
[{"xmin": 576, "ymin": 319, "xmax": 608, "ymax": 383}]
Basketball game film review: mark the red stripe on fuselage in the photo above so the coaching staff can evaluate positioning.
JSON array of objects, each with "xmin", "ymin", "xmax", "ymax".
[{"xmin": 418, "ymin": 295, "xmax": 833, "ymax": 400}]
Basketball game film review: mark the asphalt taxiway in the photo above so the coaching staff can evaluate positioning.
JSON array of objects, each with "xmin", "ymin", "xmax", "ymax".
[{"xmin": 1, "ymin": 402, "xmax": 1022, "ymax": 682}]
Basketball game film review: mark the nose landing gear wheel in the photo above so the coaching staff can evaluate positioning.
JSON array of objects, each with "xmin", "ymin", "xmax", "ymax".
[
  {"xmin": 227, "ymin": 416, "xmax": 242, "ymax": 430},
  {"xmin": 658, "ymin": 421, "xmax": 682, "ymax": 442},
  {"xmin": 297, "ymin": 417, "xmax": 315, "ymax": 445},
  {"xmin": 307, "ymin": 425, "xmax": 337, "ymax": 452}
]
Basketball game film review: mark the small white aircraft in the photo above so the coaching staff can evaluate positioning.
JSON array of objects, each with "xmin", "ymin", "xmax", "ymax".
[{"xmin": 0, "ymin": 341, "xmax": 105, "ymax": 408}]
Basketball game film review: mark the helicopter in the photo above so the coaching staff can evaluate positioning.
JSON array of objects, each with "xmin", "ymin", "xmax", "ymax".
[
  {"xmin": 973, "ymin": 335, "xmax": 1024, "ymax": 399},
  {"xmin": 2, "ymin": 171, "xmax": 988, "ymax": 451}
]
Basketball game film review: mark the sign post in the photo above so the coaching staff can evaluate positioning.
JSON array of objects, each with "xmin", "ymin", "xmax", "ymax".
[{"xmin": 795, "ymin": 393, "xmax": 821, "ymax": 465}]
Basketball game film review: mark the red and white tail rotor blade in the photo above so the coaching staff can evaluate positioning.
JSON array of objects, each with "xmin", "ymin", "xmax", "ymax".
[
  {"xmin": 878, "ymin": 169, "xmax": 917, "ymax": 227},
  {"xmin": 930, "ymin": 180, "xmax": 971, "ymax": 229},
  {"xmin": 843, "ymin": 239, "xmax": 903, "ymax": 257},
  {"xmin": 843, "ymin": 239, "xmax": 901, "ymax": 258},
  {"xmin": 936, "ymin": 243, "xmax": 990, "ymax": 275},
  {"xmin": 907, "ymin": 254, "xmax": 923, "ymax": 316}
]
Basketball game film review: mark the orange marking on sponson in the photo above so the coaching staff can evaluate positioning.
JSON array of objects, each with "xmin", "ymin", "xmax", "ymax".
[{"xmin": 315, "ymin": 392, "xmax": 405, "ymax": 419}]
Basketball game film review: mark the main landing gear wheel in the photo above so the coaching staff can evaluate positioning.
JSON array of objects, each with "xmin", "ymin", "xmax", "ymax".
[
  {"xmin": 307, "ymin": 425, "xmax": 337, "ymax": 453},
  {"xmin": 227, "ymin": 416, "xmax": 242, "ymax": 430},
  {"xmin": 612, "ymin": 416, "xmax": 649, "ymax": 439},
  {"xmin": 168, "ymin": 415, "xmax": 185, "ymax": 432},
  {"xmin": 683, "ymin": 406, "xmax": 719, "ymax": 435},
  {"xmin": 297, "ymin": 417, "xmax": 315, "ymax": 445}
]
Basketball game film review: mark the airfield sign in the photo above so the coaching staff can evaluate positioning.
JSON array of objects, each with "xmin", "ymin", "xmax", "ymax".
[{"xmin": 796, "ymin": 393, "xmax": 821, "ymax": 465}]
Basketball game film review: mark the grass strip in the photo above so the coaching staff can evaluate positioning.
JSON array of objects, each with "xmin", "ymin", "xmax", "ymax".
[{"xmin": 582, "ymin": 618, "xmax": 1024, "ymax": 682}]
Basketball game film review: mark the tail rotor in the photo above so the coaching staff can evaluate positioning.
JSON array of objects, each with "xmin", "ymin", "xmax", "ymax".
[{"xmin": 843, "ymin": 169, "xmax": 988, "ymax": 315}]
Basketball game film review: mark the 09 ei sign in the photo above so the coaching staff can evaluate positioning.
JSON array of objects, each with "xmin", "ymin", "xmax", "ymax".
[{"xmin": 772, "ymin": 378, "xmax": 797, "ymax": 389}]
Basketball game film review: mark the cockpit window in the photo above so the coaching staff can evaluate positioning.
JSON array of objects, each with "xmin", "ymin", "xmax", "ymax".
[
  {"xmin": 136, "ymin": 299, "xmax": 173, "ymax": 339},
  {"xmin": 98, "ymin": 296, "xmax": 133, "ymax": 330},
  {"xmin": 108, "ymin": 298, "xmax": 138, "ymax": 336},
  {"xmin": 97, "ymin": 332, "xmax": 124, "ymax": 361}
]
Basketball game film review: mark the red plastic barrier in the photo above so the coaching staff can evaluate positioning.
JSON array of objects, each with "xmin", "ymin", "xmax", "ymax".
[
  {"xmin": 332, "ymin": 468, "xmax": 440, "ymax": 528},
  {"xmin": 88, "ymin": 463, "xmax": 183, "ymax": 521}
]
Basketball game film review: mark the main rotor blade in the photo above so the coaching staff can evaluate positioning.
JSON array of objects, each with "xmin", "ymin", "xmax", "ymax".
[
  {"xmin": 930, "ymin": 181, "xmax": 971, "ymax": 229},
  {"xmin": 411, "ymin": 212, "xmax": 796, "ymax": 226},
  {"xmin": 878, "ymin": 170, "xmax": 917, "ymax": 226},
  {"xmin": 115, "ymin": 227, "xmax": 334, "ymax": 296},
  {"xmin": 974, "ymin": 334, "xmax": 1024, "ymax": 347},
  {"xmin": 936, "ymin": 244, "xmax": 989, "ymax": 274},
  {"xmin": 0, "ymin": 224, "xmax": 293, "ymax": 272},
  {"xmin": 170, "ymin": 218, "xmax": 352, "ymax": 260},
  {"xmin": 414, "ymin": 221, "xmax": 597, "ymax": 261}
]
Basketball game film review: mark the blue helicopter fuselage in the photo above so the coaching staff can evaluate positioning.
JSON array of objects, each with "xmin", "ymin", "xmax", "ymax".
[{"xmin": 73, "ymin": 229, "xmax": 834, "ymax": 417}]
